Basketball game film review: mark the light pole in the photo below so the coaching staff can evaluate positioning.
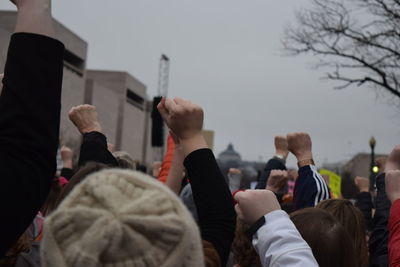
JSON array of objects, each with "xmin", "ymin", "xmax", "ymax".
[{"xmin": 369, "ymin": 136, "xmax": 376, "ymax": 190}]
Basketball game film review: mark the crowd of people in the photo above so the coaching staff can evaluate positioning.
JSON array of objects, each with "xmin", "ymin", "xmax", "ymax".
[{"xmin": 1, "ymin": 0, "xmax": 400, "ymax": 266}]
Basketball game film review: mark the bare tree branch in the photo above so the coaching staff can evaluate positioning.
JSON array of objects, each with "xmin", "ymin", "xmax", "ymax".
[{"xmin": 283, "ymin": 0, "xmax": 400, "ymax": 101}]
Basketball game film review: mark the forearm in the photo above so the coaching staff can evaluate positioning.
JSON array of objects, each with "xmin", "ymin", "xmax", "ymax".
[
  {"xmin": 369, "ymin": 173, "xmax": 390, "ymax": 265},
  {"xmin": 165, "ymin": 147, "xmax": 185, "ymax": 195},
  {"xmin": 78, "ymin": 132, "xmax": 118, "ymax": 167},
  {"xmin": 184, "ymin": 148, "xmax": 236, "ymax": 266},
  {"xmin": 355, "ymin": 192, "xmax": 373, "ymax": 232},
  {"xmin": 0, "ymin": 32, "xmax": 64, "ymax": 256},
  {"xmin": 252, "ymin": 211, "xmax": 318, "ymax": 267},
  {"xmin": 293, "ymin": 165, "xmax": 330, "ymax": 210},
  {"xmin": 15, "ymin": 1, "xmax": 54, "ymax": 38}
]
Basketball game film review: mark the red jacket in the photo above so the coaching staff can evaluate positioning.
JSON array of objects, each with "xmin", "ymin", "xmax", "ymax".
[
  {"xmin": 157, "ymin": 134, "xmax": 175, "ymax": 183},
  {"xmin": 389, "ymin": 199, "xmax": 400, "ymax": 266}
]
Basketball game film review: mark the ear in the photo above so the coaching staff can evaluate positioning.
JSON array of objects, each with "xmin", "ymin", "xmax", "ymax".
[{"xmin": 0, "ymin": 73, "xmax": 4, "ymax": 79}]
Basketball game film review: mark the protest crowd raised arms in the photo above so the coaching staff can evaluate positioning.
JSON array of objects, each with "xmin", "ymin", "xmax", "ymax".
[{"xmin": 1, "ymin": 0, "xmax": 400, "ymax": 266}]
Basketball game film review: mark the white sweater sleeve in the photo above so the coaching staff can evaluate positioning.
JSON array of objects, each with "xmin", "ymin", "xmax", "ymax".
[{"xmin": 252, "ymin": 210, "xmax": 319, "ymax": 267}]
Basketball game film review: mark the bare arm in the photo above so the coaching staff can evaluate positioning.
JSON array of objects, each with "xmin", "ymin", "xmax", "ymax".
[{"xmin": 165, "ymin": 145, "xmax": 185, "ymax": 195}]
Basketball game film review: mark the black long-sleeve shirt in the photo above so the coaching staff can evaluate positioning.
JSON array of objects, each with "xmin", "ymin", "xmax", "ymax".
[
  {"xmin": 256, "ymin": 157, "xmax": 287, "ymax": 190},
  {"xmin": 184, "ymin": 148, "xmax": 236, "ymax": 267},
  {"xmin": 369, "ymin": 173, "xmax": 391, "ymax": 267},
  {"xmin": 0, "ymin": 33, "xmax": 64, "ymax": 256},
  {"xmin": 78, "ymin": 131, "xmax": 118, "ymax": 167}
]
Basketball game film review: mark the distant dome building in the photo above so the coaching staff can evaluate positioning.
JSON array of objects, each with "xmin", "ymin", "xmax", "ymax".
[
  {"xmin": 218, "ymin": 143, "xmax": 242, "ymax": 170},
  {"xmin": 218, "ymin": 143, "xmax": 259, "ymax": 190}
]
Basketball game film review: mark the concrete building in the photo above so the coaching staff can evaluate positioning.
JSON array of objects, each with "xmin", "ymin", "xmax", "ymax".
[
  {"xmin": 0, "ymin": 11, "xmax": 157, "ymax": 166},
  {"xmin": 85, "ymin": 70, "xmax": 153, "ymax": 164},
  {"xmin": 0, "ymin": 11, "xmax": 88, "ymax": 151},
  {"xmin": 341, "ymin": 153, "xmax": 387, "ymax": 198}
]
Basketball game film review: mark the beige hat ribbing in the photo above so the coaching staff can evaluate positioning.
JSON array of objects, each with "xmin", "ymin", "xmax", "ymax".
[{"xmin": 41, "ymin": 169, "xmax": 205, "ymax": 267}]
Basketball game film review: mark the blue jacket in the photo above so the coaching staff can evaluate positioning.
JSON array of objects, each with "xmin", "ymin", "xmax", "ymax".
[{"xmin": 294, "ymin": 165, "xmax": 330, "ymax": 210}]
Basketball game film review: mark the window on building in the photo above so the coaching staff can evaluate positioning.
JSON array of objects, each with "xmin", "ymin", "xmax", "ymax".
[
  {"xmin": 126, "ymin": 89, "xmax": 144, "ymax": 110},
  {"xmin": 63, "ymin": 49, "xmax": 85, "ymax": 76}
]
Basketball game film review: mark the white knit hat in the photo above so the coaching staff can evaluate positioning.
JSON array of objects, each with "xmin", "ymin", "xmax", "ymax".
[{"xmin": 40, "ymin": 169, "xmax": 205, "ymax": 267}]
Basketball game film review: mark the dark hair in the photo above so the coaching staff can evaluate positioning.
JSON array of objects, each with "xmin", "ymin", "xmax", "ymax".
[
  {"xmin": 317, "ymin": 199, "xmax": 369, "ymax": 267},
  {"xmin": 55, "ymin": 162, "xmax": 109, "ymax": 207},
  {"xmin": 0, "ymin": 230, "xmax": 31, "ymax": 266},
  {"xmin": 290, "ymin": 208, "xmax": 357, "ymax": 267},
  {"xmin": 232, "ymin": 218, "xmax": 261, "ymax": 267}
]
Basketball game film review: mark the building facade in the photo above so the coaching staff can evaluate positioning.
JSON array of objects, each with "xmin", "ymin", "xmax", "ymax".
[{"xmin": 0, "ymin": 11, "xmax": 157, "ymax": 167}]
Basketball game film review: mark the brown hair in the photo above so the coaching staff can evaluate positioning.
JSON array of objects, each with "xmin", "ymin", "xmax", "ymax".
[
  {"xmin": 232, "ymin": 218, "xmax": 261, "ymax": 267},
  {"xmin": 55, "ymin": 162, "xmax": 109, "ymax": 208},
  {"xmin": 0, "ymin": 230, "xmax": 31, "ymax": 267},
  {"xmin": 290, "ymin": 208, "xmax": 357, "ymax": 267},
  {"xmin": 202, "ymin": 240, "xmax": 221, "ymax": 267},
  {"xmin": 317, "ymin": 199, "xmax": 369, "ymax": 267},
  {"xmin": 40, "ymin": 176, "xmax": 63, "ymax": 216}
]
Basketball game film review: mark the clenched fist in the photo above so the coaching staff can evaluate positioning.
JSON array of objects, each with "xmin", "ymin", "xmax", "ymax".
[
  {"xmin": 385, "ymin": 170, "xmax": 400, "ymax": 203},
  {"xmin": 386, "ymin": 145, "xmax": 400, "ymax": 172},
  {"xmin": 287, "ymin": 132, "xmax": 313, "ymax": 163},
  {"xmin": 266, "ymin": 170, "xmax": 289, "ymax": 193},
  {"xmin": 69, "ymin": 105, "xmax": 101, "ymax": 134},
  {"xmin": 158, "ymin": 97, "xmax": 207, "ymax": 156},
  {"xmin": 60, "ymin": 145, "xmax": 73, "ymax": 162},
  {"xmin": 275, "ymin": 136, "xmax": 289, "ymax": 159},
  {"xmin": 234, "ymin": 190, "xmax": 281, "ymax": 225},
  {"xmin": 354, "ymin": 176, "xmax": 370, "ymax": 193},
  {"xmin": 157, "ymin": 97, "xmax": 204, "ymax": 141}
]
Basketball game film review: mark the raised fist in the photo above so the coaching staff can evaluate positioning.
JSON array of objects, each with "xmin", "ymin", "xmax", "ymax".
[
  {"xmin": 68, "ymin": 104, "xmax": 101, "ymax": 134},
  {"xmin": 60, "ymin": 146, "xmax": 73, "ymax": 162},
  {"xmin": 266, "ymin": 170, "xmax": 289, "ymax": 193},
  {"xmin": 234, "ymin": 190, "xmax": 281, "ymax": 225},
  {"xmin": 287, "ymin": 132, "xmax": 313, "ymax": 162},
  {"xmin": 354, "ymin": 176, "xmax": 370, "ymax": 193},
  {"xmin": 274, "ymin": 136, "xmax": 288, "ymax": 159},
  {"xmin": 376, "ymin": 157, "xmax": 387, "ymax": 171},
  {"xmin": 229, "ymin": 168, "xmax": 242, "ymax": 175},
  {"xmin": 385, "ymin": 170, "xmax": 400, "ymax": 203},
  {"xmin": 157, "ymin": 97, "xmax": 203, "ymax": 141},
  {"xmin": 385, "ymin": 145, "xmax": 400, "ymax": 172}
]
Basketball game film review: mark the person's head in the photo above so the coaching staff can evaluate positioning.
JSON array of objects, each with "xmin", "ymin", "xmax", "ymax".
[
  {"xmin": 232, "ymin": 218, "xmax": 261, "ymax": 267},
  {"xmin": 41, "ymin": 169, "xmax": 205, "ymax": 267},
  {"xmin": 113, "ymin": 151, "xmax": 135, "ymax": 169},
  {"xmin": 290, "ymin": 208, "xmax": 357, "ymax": 267},
  {"xmin": 317, "ymin": 199, "xmax": 368, "ymax": 267}
]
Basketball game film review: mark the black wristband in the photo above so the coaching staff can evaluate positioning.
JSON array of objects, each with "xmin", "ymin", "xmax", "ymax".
[{"xmin": 246, "ymin": 215, "xmax": 266, "ymax": 239}]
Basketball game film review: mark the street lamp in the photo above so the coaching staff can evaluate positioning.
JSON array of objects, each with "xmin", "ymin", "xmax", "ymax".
[{"xmin": 369, "ymin": 137, "xmax": 376, "ymax": 190}]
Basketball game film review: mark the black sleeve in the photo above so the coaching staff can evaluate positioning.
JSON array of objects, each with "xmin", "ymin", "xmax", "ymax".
[
  {"xmin": 369, "ymin": 173, "xmax": 391, "ymax": 267},
  {"xmin": 60, "ymin": 167, "xmax": 74, "ymax": 181},
  {"xmin": 355, "ymin": 192, "xmax": 373, "ymax": 232},
  {"xmin": 0, "ymin": 33, "xmax": 64, "ymax": 256},
  {"xmin": 184, "ymin": 148, "xmax": 236, "ymax": 267},
  {"xmin": 256, "ymin": 157, "xmax": 286, "ymax": 189},
  {"xmin": 78, "ymin": 131, "xmax": 118, "ymax": 167}
]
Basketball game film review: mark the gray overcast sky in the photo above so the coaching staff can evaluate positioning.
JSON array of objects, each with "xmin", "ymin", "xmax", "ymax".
[{"xmin": 1, "ymin": 0, "xmax": 399, "ymax": 168}]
